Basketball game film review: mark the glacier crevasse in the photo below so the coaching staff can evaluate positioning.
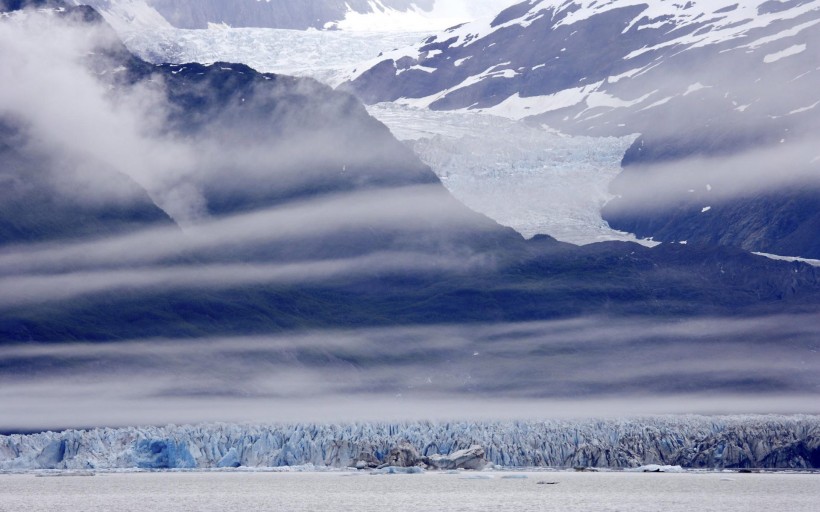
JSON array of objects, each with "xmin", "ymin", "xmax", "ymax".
[{"xmin": 1, "ymin": 415, "xmax": 818, "ymax": 470}]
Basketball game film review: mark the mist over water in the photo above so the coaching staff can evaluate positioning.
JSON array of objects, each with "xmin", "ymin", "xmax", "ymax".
[{"xmin": 1, "ymin": 316, "xmax": 818, "ymax": 430}]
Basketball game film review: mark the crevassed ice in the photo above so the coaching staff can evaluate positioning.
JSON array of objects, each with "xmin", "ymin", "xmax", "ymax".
[
  {"xmin": 1, "ymin": 415, "xmax": 818, "ymax": 471},
  {"xmin": 367, "ymin": 103, "xmax": 646, "ymax": 245}
]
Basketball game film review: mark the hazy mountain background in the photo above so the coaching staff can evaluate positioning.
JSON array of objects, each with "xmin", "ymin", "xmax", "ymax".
[{"xmin": 0, "ymin": 0, "xmax": 818, "ymax": 431}]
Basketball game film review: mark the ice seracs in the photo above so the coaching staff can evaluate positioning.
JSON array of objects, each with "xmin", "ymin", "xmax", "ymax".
[{"xmin": 2, "ymin": 415, "xmax": 818, "ymax": 471}]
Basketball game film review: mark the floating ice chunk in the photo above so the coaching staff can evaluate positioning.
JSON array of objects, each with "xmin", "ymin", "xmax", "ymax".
[
  {"xmin": 427, "ymin": 445, "xmax": 488, "ymax": 471},
  {"xmin": 372, "ymin": 466, "xmax": 424, "ymax": 475},
  {"xmin": 630, "ymin": 464, "xmax": 685, "ymax": 473}
]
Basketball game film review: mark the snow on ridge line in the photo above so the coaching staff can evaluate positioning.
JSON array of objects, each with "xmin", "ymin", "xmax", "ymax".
[
  {"xmin": 329, "ymin": 0, "xmax": 518, "ymax": 32},
  {"xmin": 754, "ymin": 252, "xmax": 820, "ymax": 267},
  {"xmin": 343, "ymin": 0, "xmax": 818, "ymax": 88},
  {"xmin": 2, "ymin": 415, "xmax": 819, "ymax": 471},
  {"xmin": 444, "ymin": 0, "xmax": 807, "ymax": 50}
]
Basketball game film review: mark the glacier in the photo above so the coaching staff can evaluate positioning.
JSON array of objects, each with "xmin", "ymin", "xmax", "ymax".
[
  {"xmin": 2, "ymin": 416, "xmax": 818, "ymax": 471},
  {"xmin": 112, "ymin": 24, "xmax": 648, "ymax": 244},
  {"xmin": 367, "ymin": 103, "xmax": 645, "ymax": 244},
  {"xmin": 118, "ymin": 26, "xmax": 430, "ymax": 86}
]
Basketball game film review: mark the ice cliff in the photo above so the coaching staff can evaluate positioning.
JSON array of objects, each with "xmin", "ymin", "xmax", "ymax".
[{"xmin": 1, "ymin": 415, "xmax": 818, "ymax": 471}]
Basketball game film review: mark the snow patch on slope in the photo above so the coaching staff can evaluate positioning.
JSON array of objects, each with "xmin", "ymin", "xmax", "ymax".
[
  {"xmin": 330, "ymin": 0, "xmax": 518, "ymax": 32},
  {"xmin": 343, "ymin": 0, "xmax": 820, "ymax": 121},
  {"xmin": 764, "ymin": 43, "xmax": 808, "ymax": 63},
  {"xmin": 70, "ymin": 1, "xmax": 172, "ymax": 31}
]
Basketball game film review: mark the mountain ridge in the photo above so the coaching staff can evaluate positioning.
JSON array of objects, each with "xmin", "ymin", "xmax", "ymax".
[
  {"xmin": 1, "ymin": 0, "xmax": 819, "ymax": 433},
  {"xmin": 341, "ymin": 0, "xmax": 820, "ymax": 258}
]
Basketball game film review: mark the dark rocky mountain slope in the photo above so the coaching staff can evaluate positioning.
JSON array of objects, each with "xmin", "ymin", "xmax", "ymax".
[{"xmin": 0, "ymin": 1, "xmax": 819, "ymax": 345}]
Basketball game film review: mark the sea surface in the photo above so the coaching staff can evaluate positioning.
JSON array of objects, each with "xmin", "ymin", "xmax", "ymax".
[{"xmin": 1, "ymin": 470, "xmax": 819, "ymax": 511}]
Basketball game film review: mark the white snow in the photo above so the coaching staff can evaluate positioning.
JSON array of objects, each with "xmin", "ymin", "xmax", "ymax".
[
  {"xmin": 474, "ymin": 83, "xmax": 659, "ymax": 121},
  {"xmin": 789, "ymin": 100, "xmax": 820, "ymax": 114},
  {"xmin": 763, "ymin": 44, "xmax": 808, "ymax": 64},
  {"xmin": 331, "ymin": 3, "xmax": 458, "ymax": 32},
  {"xmin": 332, "ymin": 0, "xmax": 517, "ymax": 32},
  {"xmin": 754, "ymin": 252, "xmax": 820, "ymax": 267},
  {"xmin": 743, "ymin": 19, "xmax": 820, "ymax": 50},
  {"xmin": 585, "ymin": 88, "xmax": 655, "ymax": 109},
  {"xmin": 398, "ymin": 64, "xmax": 438, "ymax": 74},
  {"xmin": 486, "ymin": 88, "xmax": 590, "ymax": 119},
  {"xmin": 683, "ymin": 82, "xmax": 709, "ymax": 96},
  {"xmin": 607, "ymin": 67, "xmax": 646, "ymax": 84}
]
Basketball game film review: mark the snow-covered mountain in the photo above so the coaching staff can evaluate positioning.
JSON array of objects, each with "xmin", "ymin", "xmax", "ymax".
[
  {"xmin": 4, "ymin": 0, "xmax": 820, "ymax": 432},
  {"xmin": 2, "ymin": 416, "xmax": 819, "ymax": 470},
  {"xmin": 343, "ymin": 0, "xmax": 820, "ymax": 258},
  {"xmin": 75, "ymin": 0, "xmax": 516, "ymax": 32},
  {"xmin": 111, "ymin": 16, "xmax": 645, "ymax": 244},
  {"xmin": 343, "ymin": 0, "xmax": 819, "ymax": 127}
]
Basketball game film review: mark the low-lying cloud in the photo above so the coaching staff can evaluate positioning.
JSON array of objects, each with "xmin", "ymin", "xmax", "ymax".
[
  {"xmin": 1, "ymin": 315, "xmax": 818, "ymax": 430},
  {"xmin": 0, "ymin": 10, "xmax": 199, "ymax": 217},
  {"xmin": 608, "ymin": 135, "xmax": 820, "ymax": 212}
]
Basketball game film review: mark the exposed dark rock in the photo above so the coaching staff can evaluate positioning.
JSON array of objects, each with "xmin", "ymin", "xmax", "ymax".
[{"xmin": 381, "ymin": 441, "xmax": 423, "ymax": 468}]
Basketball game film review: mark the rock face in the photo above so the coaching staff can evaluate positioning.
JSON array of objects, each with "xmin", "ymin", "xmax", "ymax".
[
  {"xmin": 2, "ymin": 416, "xmax": 819, "ymax": 470},
  {"xmin": 2, "ymin": 1, "xmax": 820, "ymax": 377},
  {"xmin": 383, "ymin": 442, "xmax": 423, "ymax": 468}
]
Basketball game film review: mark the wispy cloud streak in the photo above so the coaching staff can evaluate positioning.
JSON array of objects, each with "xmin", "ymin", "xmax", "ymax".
[{"xmin": 1, "ymin": 315, "xmax": 818, "ymax": 429}]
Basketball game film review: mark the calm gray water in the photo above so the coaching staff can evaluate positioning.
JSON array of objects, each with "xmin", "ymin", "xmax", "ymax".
[{"xmin": 1, "ymin": 471, "xmax": 819, "ymax": 511}]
